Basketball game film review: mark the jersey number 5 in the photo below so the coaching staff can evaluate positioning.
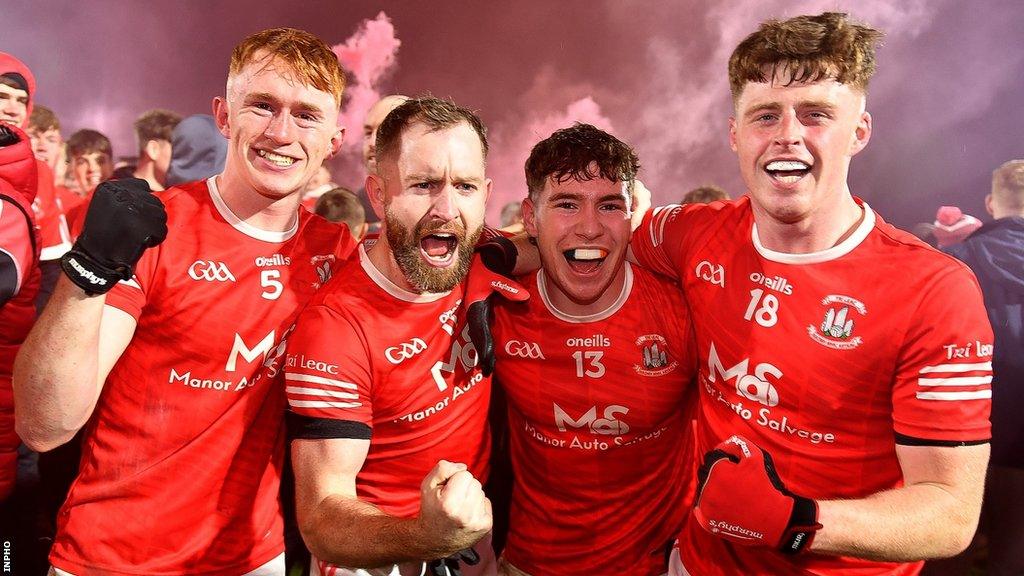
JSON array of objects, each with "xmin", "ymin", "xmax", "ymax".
[{"xmin": 261, "ymin": 270, "xmax": 283, "ymax": 300}]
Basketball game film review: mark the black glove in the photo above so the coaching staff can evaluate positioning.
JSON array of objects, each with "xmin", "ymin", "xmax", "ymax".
[
  {"xmin": 426, "ymin": 547, "xmax": 480, "ymax": 576},
  {"xmin": 0, "ymin": 124, "xmax": 18, "ymax": 147},
  {"xmin": 464, "ymin": 254, "xmax": 528, "ymax": 377},
  {"xmin": 60, "ymin": 178, "xmax": 168, "ymax": 295},
  {"xmin": 475, "ymin": 233, "xmax": 518, "ymax": 278}
]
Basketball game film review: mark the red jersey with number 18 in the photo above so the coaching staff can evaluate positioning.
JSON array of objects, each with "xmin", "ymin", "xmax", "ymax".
[
  {"xmin": 492, "ymin": 263, "xmax": 698, "ymax": 576},
  {"xmin": 632, "ymin": 197, "xmax": 993, "ymax": 576},
  {"xmin": 50, "ymin": 177, "xmax": 357, "ymax": 576}
]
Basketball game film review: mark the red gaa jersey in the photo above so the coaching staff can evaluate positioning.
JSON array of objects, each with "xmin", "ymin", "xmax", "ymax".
[
  {"xmin": 492, "ymin": 263, "xmax": 697, "ymax": 576},
  {"xmin": 50, "ymin": 177, "xmax": 356, "ymax": 576},
  {"xmin": 285, "ymin": 245, "xmax": 494, "ymax": 573},
  {"xmin": 632, "ymin": 197, "xmax": 993, "ymax": 576}
]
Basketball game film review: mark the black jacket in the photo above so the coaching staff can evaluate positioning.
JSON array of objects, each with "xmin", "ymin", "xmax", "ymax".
[{"xmin": 946, "ymin": 216, "xmax": 1024, "ymax": 468}]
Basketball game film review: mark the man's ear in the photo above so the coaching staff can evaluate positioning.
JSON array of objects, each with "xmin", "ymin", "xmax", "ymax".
[
  {"xmin": 213, "ymin": 97, "xmax": 230, "ymax": 139},
  {"xmin": 366, "ymin": 173, "xmax": 386, "ymax": 221},
  {"xmin": 143, "ymin": 139, "xmax": 161, "ymax": 162},
  {"xmin": 328, "ymin": 126, "xmax": 345, "ymax": 158},
  {"xmin": 849, "ymin": 111, "xmax": 872, "ymax": 157},
  {"xmin": 522, "ymin": 196, "xmax": 538, "ymax": 238}
]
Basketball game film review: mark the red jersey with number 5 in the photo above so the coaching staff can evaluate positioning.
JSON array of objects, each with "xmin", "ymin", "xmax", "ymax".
[
  {"xmin": 50, "ymin": 177, "xmax": 357, "ymax": 576},
  {"xmin": 631, "ymin": 197, "xmax": 992, "ymax": 576}
]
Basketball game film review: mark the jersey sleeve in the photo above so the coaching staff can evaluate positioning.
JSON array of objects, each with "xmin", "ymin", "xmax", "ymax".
[
  {"xmin": 892, "ymin": 265, "xmax": 993, "ymax": 445},
  {"xmin": 103, "ymin": 242, "xmax": 160, "ymax": 320},
  {"xmin": 630, "ymin": 205, "xmax": 692, "ymax": 281},
  {"xmin": 284, "ymin": 302, "xmax": 374, "ymax": 440},
  {"xmin": 0, "ymin": 197, "xmax": 34, "ymax": 305}
]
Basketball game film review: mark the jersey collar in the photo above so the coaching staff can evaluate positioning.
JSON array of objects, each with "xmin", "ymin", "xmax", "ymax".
[
  {"xmin": 752, "ymin": 202, "xmax": 876, "ymax": 265},
  {"xmin": 207, "ymin": 176, "xmax": 299, "ymax": 243},
  {"xmin": 537, "ymin": 262, "xmax": 633, "ymax": 323}
]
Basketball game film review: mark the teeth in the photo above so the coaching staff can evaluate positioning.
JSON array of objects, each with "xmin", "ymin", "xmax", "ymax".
[
  {"xmin": 571, "ymin": 248, "xmax": 608, "ymax": 261},
  {"xmin": 766, "ymin": 160, "xmax": 809, "ymax": 171},
  {"xmin": 257, "ymin": 149, "xmax": 296, "ymax": 167}
]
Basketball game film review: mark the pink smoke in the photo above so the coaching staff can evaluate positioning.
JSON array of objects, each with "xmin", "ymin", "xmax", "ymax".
[
  {"xmin": 333, "ymin": 11, "xmax": 401, "ymax": 143},
  {"xmin": 486, "ymin": 97, "xmax": 616, "ymax": 224}
]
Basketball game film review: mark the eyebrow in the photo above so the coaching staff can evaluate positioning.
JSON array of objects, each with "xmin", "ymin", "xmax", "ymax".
[{"xmin": 245, "ymin": 92, "xmax": 325, "ymax": 116}]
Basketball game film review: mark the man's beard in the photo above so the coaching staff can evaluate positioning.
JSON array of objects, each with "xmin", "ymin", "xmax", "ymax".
[{"xmin": 385, "ymin": 207, "xmax": 481, "ymax": 293}]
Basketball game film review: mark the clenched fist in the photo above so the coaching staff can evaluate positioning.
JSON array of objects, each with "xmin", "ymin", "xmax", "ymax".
[{"xmin": 417, "ymin": 459, "xmax": 492, "ymax": 558}]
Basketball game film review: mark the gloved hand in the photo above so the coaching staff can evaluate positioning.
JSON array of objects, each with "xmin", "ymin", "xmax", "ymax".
[
  {"xmin": 694, "ymin": 435, "xmax": 821, "ymax": 554},
  {"xmin": 60, "ymin": 178, "xmax": 168, "ymax": 295},
  {"xmin": 464, "ymin": 253, "xmax": 528, "ymax": 376},
  {"xmin": 0, "ymin": 124, "xmax": 18, "ymax": 147},
  {"xmin": 426, "ymin": 547, "xmax": 480, "ymax": 576},
  {"xmin": 475, "ymin": 232, "xmax": 518, "ymax": 278}
]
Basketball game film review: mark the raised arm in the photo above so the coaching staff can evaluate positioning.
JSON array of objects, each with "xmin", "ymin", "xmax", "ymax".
[
  {"xmin": 292, "ymin": 438, "xmax": 491, "ymax": 567},
  {"xmin": 14, "ymin": 278, "xmax": 136, "ymax": 451},
  {"xmin": 13, "ymin": 178, "xmax": 167, "ymax": 451}
]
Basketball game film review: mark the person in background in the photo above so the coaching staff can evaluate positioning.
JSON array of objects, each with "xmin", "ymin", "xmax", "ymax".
[
  {"xmin": 132, "ymin": 109, "xmax": 181, "ymax": 191},
  {"xmin": 357, "ymin": 94, "xmax": 409, "ymax": 227},
  {"xmin": 680, "ymin": 184, "xmax": 729, "ymax": 204},
  {"xmin": 165, "ymin": 114, "xmax": 227, "ymax": 187},
  {"xmin": 932, "ymin": 205, "xmax": 982, "ymax": 249},
  {"xmin": 941, "ymin": 159, "xmax": 1024, "ymax": 576},
  {"xmin": 498, "ymin": 201, "xmax": 523, "ymax": 233},
  {"xmin": 313, "ymin": 186, "xmax": 366, "ymax": 239}
]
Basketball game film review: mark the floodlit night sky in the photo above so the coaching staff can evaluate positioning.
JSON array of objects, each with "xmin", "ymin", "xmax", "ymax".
[{"xmin": 5, "ymin": 0, "xmax": 1023, "ymax": 227}]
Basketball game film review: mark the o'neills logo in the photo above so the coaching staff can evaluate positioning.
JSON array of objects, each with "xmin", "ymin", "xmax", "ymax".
[
  {"xmin": 255, "ymin": 254, "xmax": 291, "ymax": 267},
  {"xmin": 490, "ymin": 279, "xmax": 519, "ymax": 295},
  {"xmin": 67, "ymin": 258, "xmax": 108, "ymax": 286}
]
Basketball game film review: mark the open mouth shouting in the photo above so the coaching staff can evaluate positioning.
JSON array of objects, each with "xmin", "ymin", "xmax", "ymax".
[
  {"xmin": 420, "ymin": 230, "xmax": 460, "ymax": 268},
  {"xmin": 563, "ymin": 247, "xmax": 609, "ymax": 275},
  {"xmin": 764, "ymin": 159, "xmax": 811, "ymax": 184},
  {"xmin": 255, "ymin": 148, "xmax": 299, "ymax": 169}
]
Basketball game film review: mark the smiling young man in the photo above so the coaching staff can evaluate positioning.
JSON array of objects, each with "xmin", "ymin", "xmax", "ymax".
[
  {"xmin": 627, "ymin": 12, "xmax": 993, "ymax": 576},
  {"xmin": 14, "ymin": 28, "xmax": 356, "ymax": 576},
  {"xmin": 488, "ymin": 124, "xmax": 697, "ymax": 576},
  {"xmin": 283, "ymin": 97, "xmax": 525, "ymax": 576}
]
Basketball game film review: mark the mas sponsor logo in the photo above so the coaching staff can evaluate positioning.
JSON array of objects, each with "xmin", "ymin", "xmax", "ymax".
[
  {"xmin": 748, "ymin": 271, "xmax": 793, "ymax": 295},
  {"xmin": 254, "ymin": 254, "xmax": 291, "ymax": 267},
  {"xmin": 553, "ymin": 403, "xmax": 630, "ymax": 436},
  {"xmin": 505, "ymin": 339, "xmax": 545, "ymax": 359},
  {"xmin": 384, "ymin": 338, "xmax": 428, "ymax": 364},
  {"xmin": 808, "ymin": 294, "xmax": 866, "ymax": 350},
  {"xmin": 188, "ymin": 260, "xmax": 235, "ymax": 282},
  {"xmin": 695, "ymin": 260, "xmax": 725, "ymax": 288},
  {"xmin": 705, "ymin": 343, "xmax": 837, "ymax": 445},
  {"xmin": 633, "ymin": 334, "xmax": 678, "ymax": 377}
]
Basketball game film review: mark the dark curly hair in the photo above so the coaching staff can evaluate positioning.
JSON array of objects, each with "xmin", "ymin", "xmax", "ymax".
[{"xmin": 525, "ymin": 123, "xmax": 638, "ymax": 203}]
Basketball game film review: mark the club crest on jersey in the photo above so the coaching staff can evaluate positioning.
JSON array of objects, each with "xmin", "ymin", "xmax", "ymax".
[
  {"xmin": 808, "ymin": 294, "xmax": 867, "ymax": 350},
  {"xmin": 633, "ymin": 334, "xmax": 678, "ymax": 377},
  {"xmin": 310, "ymin": 254, "xmax": 335, "ymax": 288}
]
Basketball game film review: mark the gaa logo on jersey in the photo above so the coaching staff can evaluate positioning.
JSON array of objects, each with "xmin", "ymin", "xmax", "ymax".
[
  {"xmin": 807, "ymin": 294, "xmax": 867, "ymax": 350},
  {"xmin": 633, "ymin": 334, "xmax": 678, "ymax": 377},
  {"xmin": 188, "ymin": 260, "xmax": 235, "ymax": 282}
]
